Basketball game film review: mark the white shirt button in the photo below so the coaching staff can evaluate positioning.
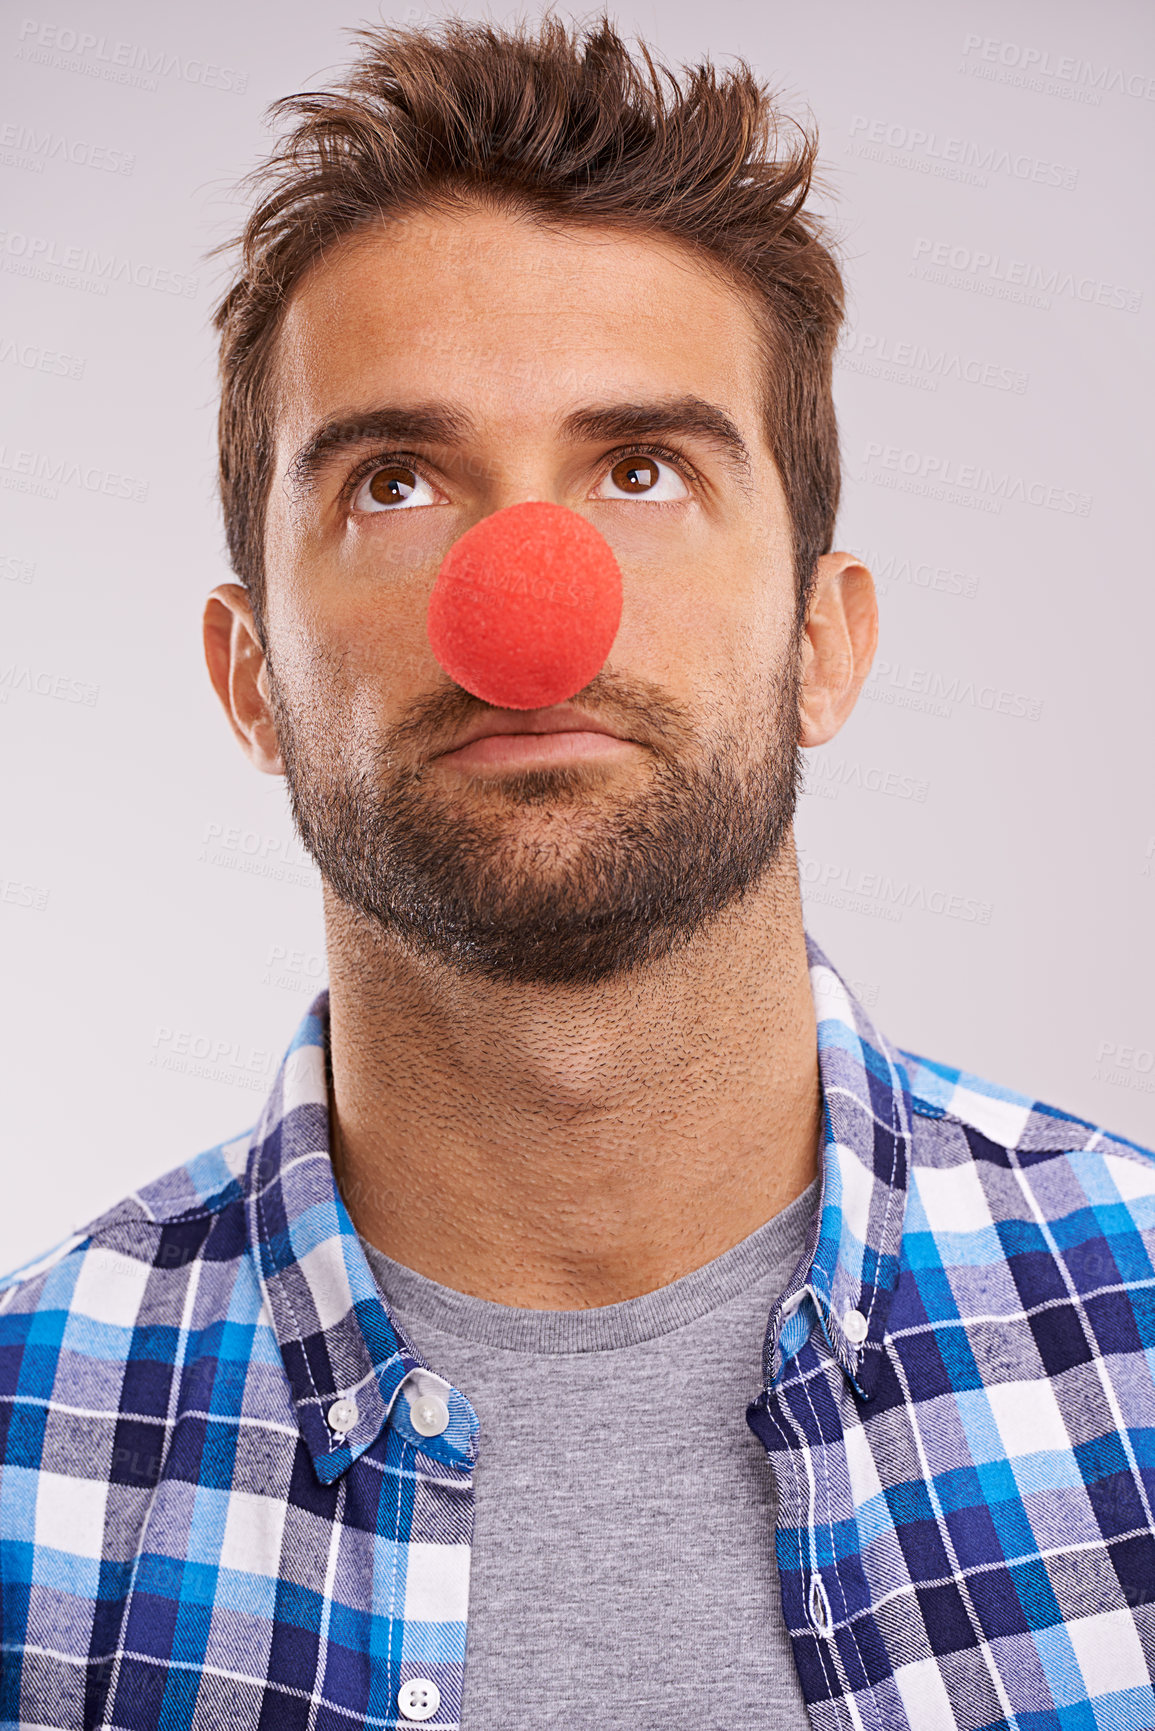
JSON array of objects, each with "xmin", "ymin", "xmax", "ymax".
[
  {"xmin": 410, "ymin": 1393, "xmax": 450, "ymax": 1438},
  {"xmin": 326, "ymin": 1397, "xmax": 359, "ymax": 1434},
  {"xmin": 842, "ymin": 1307, "xmax": 869, "ymax": 1345},
  {"xmin": 809, "ymin": 1575, "xmax": 832, "ymax": 1635},
  {"xmin": 398, "ymin": 1677, "xmax": 441, "ymax": 1721}
]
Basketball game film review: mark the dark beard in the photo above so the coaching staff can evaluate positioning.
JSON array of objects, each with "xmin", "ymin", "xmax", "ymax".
[{"xmin": 269, "ymin": 659, "xmax": 803, "ymax": 988}]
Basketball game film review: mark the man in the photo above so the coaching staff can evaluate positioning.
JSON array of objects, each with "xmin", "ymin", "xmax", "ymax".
[{"xmin": 1, "ymin": 14, "xmax": 1152, "ymax": 1730}]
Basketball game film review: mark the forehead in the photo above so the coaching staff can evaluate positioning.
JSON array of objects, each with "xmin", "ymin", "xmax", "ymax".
[{"xmin": 271, "ymin": 206, "xmax": 770, "ymax": 448}]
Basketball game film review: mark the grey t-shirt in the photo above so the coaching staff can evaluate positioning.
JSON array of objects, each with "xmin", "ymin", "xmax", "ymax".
[{"xmin": 360, "ymin": 1181, "xmax": 817, "ymax": 1731}]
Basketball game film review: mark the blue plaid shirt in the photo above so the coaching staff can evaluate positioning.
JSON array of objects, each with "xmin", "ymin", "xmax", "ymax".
[{"xmin": 2, "ymin": 939, "xmax": 1154, "ymax": 1728}]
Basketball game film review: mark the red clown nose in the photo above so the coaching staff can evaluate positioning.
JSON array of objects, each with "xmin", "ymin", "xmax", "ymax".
[{"xmin": 426, "ymin": 501, "xmax": 623, "ymax": 711}]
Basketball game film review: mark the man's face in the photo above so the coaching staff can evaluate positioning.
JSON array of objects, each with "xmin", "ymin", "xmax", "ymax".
[{"xmin": 259, "ymin": 205, "xmax": 807, "ymax": 985}]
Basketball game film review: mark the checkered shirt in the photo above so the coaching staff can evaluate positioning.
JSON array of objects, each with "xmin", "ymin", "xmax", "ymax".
[{"xmin": 2, "ymin": 938, "xmax": 1153, "ymax": 1729}]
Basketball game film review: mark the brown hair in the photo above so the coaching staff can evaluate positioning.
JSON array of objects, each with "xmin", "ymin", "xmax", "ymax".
[{"xmin": 213, "ymin": 12, "xmax": 844, "ymax": 636}]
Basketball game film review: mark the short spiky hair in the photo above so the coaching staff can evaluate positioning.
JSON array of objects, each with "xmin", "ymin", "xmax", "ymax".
[{"xmin": 213, "ymin": 12, "xmax": 844, "ymax": 633}]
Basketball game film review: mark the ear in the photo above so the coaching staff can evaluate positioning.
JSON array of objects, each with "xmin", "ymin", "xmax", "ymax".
[
  {"xmin": 797, "ymin": 552, "xmax": 878, "ymax": 748},
  {"xmin": 203, "ymin": 585, "xmax": 285, "ymax": 775}
]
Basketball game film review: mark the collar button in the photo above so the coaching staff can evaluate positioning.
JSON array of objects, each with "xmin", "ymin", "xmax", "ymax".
[
  {"xmin": 842, "ymin": 1307, "xmax": 868, "ymax": 1345},
  {"xmin": 411, "ymin": 1393, "xmax": 450, "ymax": 1438},
  {"xmin": 327, "ymin": 1397, "xmax": 359, "ymax": 1434}
]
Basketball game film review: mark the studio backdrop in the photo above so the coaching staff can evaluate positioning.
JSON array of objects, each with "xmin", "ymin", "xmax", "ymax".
[{"xmin": 2, "ymin": 0, "xmax": 1152, "ymax": 1268}]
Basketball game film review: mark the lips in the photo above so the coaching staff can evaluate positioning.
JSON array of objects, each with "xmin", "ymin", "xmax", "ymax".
[
  {"xmin": 430, "ymin": 705, "xmax": 638, "ymax": 769},
  {"xmin": 442, "ymin": 704, "xmax": 628, "ymax": 749},
  {"xmin": 435, "ymin": 730, "xmax": 637, "ymax": 769}
]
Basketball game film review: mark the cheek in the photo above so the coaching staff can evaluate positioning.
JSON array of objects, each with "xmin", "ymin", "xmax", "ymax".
[
  {"xmin": 612, "ymin": 533, "xmax": 794, "ymax": 697},
  {"xmin": 265, "ymin": 485, "xmax": 447, "ymax": 707},
  {"xmin": 343, "ymin": 507, "xmax": 459, "ymax": 593},
  {"xmin": 269, "ymin": 578, "xmax": 444, "ymax": 734}
]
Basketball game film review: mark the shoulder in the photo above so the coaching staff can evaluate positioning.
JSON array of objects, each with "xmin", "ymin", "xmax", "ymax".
[
  {"xmin": 901, "ymin": 1048, "xmax": 1153, "ymax": 1161},
  {"xmin": 899, "ymin": 1047, "xmax": 1155, "ymax": 1226},
  {"xmin": 0, "ymin": 1131, "xmax": 253, "ymax": 1333}
]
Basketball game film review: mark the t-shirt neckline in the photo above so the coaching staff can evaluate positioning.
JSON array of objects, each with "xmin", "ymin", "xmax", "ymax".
[{"xmin": 358, "ymin": 1178, "xmax": 819, "ymax": 1355}]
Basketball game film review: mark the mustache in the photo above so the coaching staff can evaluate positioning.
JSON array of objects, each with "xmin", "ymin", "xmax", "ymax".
[{"xmin": 379, "ymin": 667, "xmax": 700, "ymax": 766}]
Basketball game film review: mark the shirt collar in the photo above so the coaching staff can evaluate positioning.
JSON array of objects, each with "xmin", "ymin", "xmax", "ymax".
[
  {"xmin": 769, "ymin": 934, "xmax": 913, "ymax": 1399},
  {"xmin": 242, "ymin": 1006, "xmax": 477, "ymax": 1484},
  {"xmin": 244, "ymin": 936, "xmax": 912, "ymax": 1479}
]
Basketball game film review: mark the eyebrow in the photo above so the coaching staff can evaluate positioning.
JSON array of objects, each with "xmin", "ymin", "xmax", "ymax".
[
  {"xmin": 562, "ymin": 397, "xmax": 753, "ymax": 491},
  {"xmin": 286, "ymin": 405, "xmax": 473, "ymax": 495},
  {"xmin": 285, "ymin": 394, "xmax": 754, "ymax": 496}
]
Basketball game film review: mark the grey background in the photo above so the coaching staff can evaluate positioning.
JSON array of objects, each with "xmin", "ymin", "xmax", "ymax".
[{"xmin": 2, "ymin": 0, "xmax": 1152, "ymax": 1270}]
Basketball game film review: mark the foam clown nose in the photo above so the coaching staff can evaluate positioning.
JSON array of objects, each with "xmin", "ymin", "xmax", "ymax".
[{"xmin": 426, "ymin": 501, "xmax": 623, "ymax": 711}]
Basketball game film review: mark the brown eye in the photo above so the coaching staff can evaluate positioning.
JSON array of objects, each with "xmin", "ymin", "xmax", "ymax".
[
  {"xmin": 354, "ymin": 462, "xmax": 437, "ymax": 514},
  {"xmin": 368, "ymin": 464, "xmax": 418, "ymax": 505},
  {"xmin": 609, "ymin": 455, "xmax": 660, "ymax": 494},
  {"xmin": 596, "ymin": 454, "xmax": 687, "ymax": 502}
]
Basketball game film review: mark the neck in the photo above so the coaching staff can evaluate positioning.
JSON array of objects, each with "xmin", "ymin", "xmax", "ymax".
[{"xmin": 325, "ymin": 841, "xmax": 821, "ymax": 1309}]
